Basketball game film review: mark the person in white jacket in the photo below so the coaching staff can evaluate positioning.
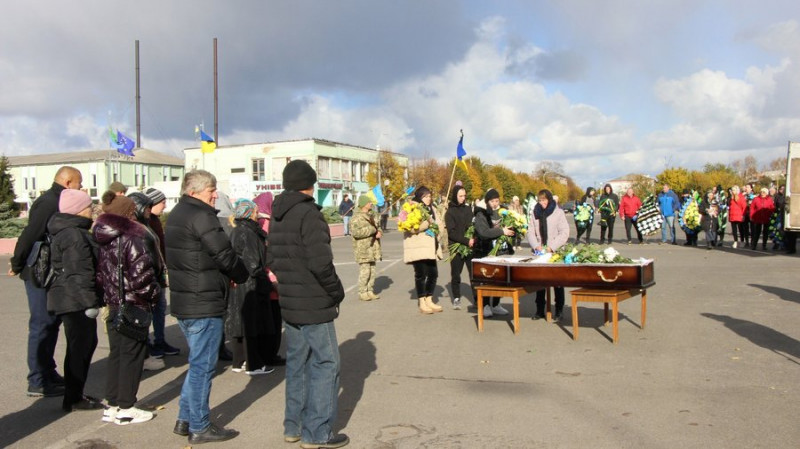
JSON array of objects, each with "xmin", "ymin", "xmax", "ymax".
[{"xmin": 527, "ymin": 189, "xmax": 570, "ymax": 321}]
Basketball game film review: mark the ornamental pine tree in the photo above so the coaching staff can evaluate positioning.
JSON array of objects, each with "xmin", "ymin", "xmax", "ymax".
[{"xmin": 0, "ymin": 155, "xmax": 16, "ymax": 213}]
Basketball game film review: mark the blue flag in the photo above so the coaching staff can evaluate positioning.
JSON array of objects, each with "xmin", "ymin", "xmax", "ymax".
[
  {"xmin": 456, "ymin": 134, "xmax": 468, "ymax": 170},
  {"xmin": 370, "ymin": 184, "xmax": 385, "ymax": 207},
  {"xmin": 200, "ymin": 130, "xmax": 216, "ymax": 153},
  {"xmin": 117, "ymin": 131, "xmax": 135, "ymax": 156}
]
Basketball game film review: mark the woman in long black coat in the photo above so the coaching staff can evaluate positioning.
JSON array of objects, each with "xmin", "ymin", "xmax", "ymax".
[{"xmin": 226, "ymin": 199, "xmax": 276, "ymax": 375}]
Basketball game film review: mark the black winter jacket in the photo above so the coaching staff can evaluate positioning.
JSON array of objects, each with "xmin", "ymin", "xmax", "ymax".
[
  {"xmin": 227, "ymin": 218, "xmax": 275, "ymax": 337},
  {"xmin": 445, "ymin": 201, "xmax": 474, "ymax": 246},
  {"xmin": 165, "ymin": 195, "xmax": 248, "ymax": 319},
  {"xmin": 46, "ymin": 213, "xmax": 100, "ymax": 315},
  {"xmin": 11, "ymin": 182, "xmax": 65, "ymax": 278},
  {"xmin": 94, "ymin": 213, "xmax": 161, "ymax": 312},
  {"xmin": 473, "ymin": 206, "xmax": 513, "ymax": 258},
  {"xmin": 266, "ymin": 190, "xmax": 344, "ymax": 325}
]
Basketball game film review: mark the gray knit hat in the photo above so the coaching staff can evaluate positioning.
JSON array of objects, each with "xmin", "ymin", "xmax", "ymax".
[{"xmin": 144, "ymin": 187, "xmax": 166, "ymax": 205}]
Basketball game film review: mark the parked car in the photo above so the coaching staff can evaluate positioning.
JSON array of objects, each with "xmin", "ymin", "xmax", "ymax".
[{"xmin": 560, "ymin": 200, "xmax": 576, "ymax": 214}]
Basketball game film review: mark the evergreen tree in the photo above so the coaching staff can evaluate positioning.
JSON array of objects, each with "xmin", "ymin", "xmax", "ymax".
[{"xmin": 0, "ymin": 155, "xmax": 16, "ymax": 213}]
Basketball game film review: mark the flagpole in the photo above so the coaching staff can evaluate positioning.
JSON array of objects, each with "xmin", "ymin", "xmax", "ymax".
[{"xmin": 445, "ymin": 129, "xmax": 464, "ymax": 202}]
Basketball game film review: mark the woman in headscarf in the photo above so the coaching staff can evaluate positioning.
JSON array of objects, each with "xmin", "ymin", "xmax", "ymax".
[
  {"xmin": 226, "ymin": 199, "xmax": 276, "ymax": 375},
  {"xmin": 444, "ymin": 185, "xmax": 474, "ymax": 310},
  {"xmin": 527, "ymin": 189, "xmax": 570, "ymax": 321}
]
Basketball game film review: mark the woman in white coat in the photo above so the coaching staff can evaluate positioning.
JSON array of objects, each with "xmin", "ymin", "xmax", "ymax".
[{"xmin": 527, "ymin": 189, "xmax": 570, "ymax": 321}]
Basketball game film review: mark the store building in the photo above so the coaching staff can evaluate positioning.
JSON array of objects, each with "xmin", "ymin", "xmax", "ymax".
[
  {"xmin": 184, "ymin": 138, "xmax": 408, "ymax": 208},
  {"xmin": 7, "ymin": 148, "xmax": 185, "ymax": 211}
]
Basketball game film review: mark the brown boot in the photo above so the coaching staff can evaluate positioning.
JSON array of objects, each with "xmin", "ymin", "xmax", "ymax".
[
  {"xmin": 359, "ymin": 292, "xmax": 372, "ymax": 301},
  {"xmin": 367, "ymin": 291, "xmax": 380, "ymax": 300},
  {"xmin": 418, "ymin": 297, "xmax": 434, "ymax": 314},
  {"xmin": 424, "ymin": 296, "xmax": 443, "ymax": 312}
]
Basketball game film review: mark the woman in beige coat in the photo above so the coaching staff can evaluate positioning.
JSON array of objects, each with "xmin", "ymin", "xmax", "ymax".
[{"xmin": 401, "ymin": 186, "xmax": 443, "ymax": 314}]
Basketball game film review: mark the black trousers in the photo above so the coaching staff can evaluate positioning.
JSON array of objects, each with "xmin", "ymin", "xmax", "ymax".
[
  {"xmin": 60, "ymin": 311, "xmax": 98, "ymax": 410},
  {"xmin": 576, "ymin": 223, "xmax": 592, "ymax": 242},
  {"xmin": 449, "ymin": 254, "xmax": 472, "ymax": 299},
  {"xmin": 231, "ymin": 335, "xmax": 271, "ymax": 370},
  {"xmin": 412, "ymin": 259, "xmax": 438, "ymax": 297},
  {"xmin": 535, "ymin": 288, "xmax": 565, "ymax": 314},
  {"xmin": 599, "ymin": 216, "xmax": 615, "ymax": 242},
  {"xmin": 751, "ymin": 223, "xmax": 769, "ymax": 248},
  {"xmin": 624, "ymin": 217, "xmax": 643, "ymax": 242},
  {"xmin": 266, "ymin": 300, "xmax": 283, "ymax": 361},
  {"xmin": 743, "ymin": 217, "xmax": 752, "ymax": 243},
  {"xmin": 105, "ymin": 321, "xmax": 147, "ymax": 409}
]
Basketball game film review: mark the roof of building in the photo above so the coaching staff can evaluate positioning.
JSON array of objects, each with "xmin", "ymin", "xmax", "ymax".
[
  {"xmin": 7, "ymin": 148, "xmax": 184, "ymax": 167},
  {"xmin": 606, "ymin": 173, "xmax": 657, "ymax": 183},
  {"xmin": 185, "ymin": 137, "xmax": 409, "ymax": 158}
]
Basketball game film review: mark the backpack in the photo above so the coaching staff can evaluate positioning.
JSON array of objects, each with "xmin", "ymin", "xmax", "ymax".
[{"xmin": 25, "ymin": 234, "xmax": 56, "ymax": 289}]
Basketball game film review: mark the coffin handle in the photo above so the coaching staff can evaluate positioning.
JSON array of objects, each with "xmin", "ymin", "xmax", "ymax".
[
  {"xmin": 480, "ymin": 267, "xmax": 500, "ymax": 278},
  {"xmin": 597, "ymin": 270, "xmax": 623, "ymax": 283}
]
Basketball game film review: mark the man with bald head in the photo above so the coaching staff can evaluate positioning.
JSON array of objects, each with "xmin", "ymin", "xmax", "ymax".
[{"xmin": 10, "ymin": 166, "xmax": 83, "ymax": 397}]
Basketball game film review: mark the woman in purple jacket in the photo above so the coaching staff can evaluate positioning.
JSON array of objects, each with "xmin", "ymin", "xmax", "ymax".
[{"xmin": 94, "ymin": 192, "xmax": 162, "ymax": 426}]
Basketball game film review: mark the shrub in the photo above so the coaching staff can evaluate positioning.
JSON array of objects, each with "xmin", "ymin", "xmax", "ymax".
[
  {"xmin": 321, "ymin": 206, "xmax": 343, "ymax": 224},
  {"xmin": 0, "ymin": 218, "xmax": 26, "ymax": 238}
]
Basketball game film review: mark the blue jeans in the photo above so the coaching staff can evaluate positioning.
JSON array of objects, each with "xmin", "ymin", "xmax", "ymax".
[
  {"xmin": 178, "ymin": 317, "xmax": 222, "ymax": 433},
  {"xmin": 343, "ymin": 216, "xmax": 351, "ymax": 235},
  {"xmin": 661, "ymin": 215, "xmax": 676, "ymax": 243},
  {"xmin": 26, "ymin": 279, "xmax": 61, "ymax": 387},
  {"xmin": 284, "ymin": 321, "xmax": 340, "ymax": 443},
  {"xmin": 152, "ymin": 290, "xmax": 167, "ymax": 346}
]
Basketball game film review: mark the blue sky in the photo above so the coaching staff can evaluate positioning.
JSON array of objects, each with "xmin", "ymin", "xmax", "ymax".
[{"xmin": 2, "ymin": 0, "xmax": 799, "ymax": 187}]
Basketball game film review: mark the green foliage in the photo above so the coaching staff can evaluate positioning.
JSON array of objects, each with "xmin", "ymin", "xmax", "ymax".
[
  {"xmin": 321, "ymin": 206, "xmax": 343, "ymax": 224},
  {"xmin": 0, "ymin": 202, "xmax": 25, "ymax": 237},
  {"xmin": 0, "ymin": 155, "xmax": 16, "ymax": 212}
]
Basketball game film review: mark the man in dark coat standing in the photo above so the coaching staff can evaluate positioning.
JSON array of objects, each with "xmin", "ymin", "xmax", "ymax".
[
  {"xmin": 165, "ymin": 170, "xmax": 248, "ymax": 444},
  {"xmin": 9, "ymin": 166, "xmax": 83, "ymax": 397},
  {"xmin": 267, "ymin": 160, "xmax": 349, "ymax": 448}
]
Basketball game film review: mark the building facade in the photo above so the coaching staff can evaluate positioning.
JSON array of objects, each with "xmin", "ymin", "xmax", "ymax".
[
  {"xmin": 184, "ymin": 138, "xmax": 409, "ymax": 208},
  {"xmin": 7, "ymin": 148, "xmax": 185, "ymax": 211}
]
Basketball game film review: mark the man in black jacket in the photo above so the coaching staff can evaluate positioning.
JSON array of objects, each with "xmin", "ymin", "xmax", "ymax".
[
  {"xmin": 9, "ymin": 166, "xmax": 83, "ymax": 397},
  {"xmin": 267, "ymin": 160, "xmax": 349, "ymax": 448},
  {"xmin": 165, "ymin": 170, "xmax": 248, "ymax": 444}
]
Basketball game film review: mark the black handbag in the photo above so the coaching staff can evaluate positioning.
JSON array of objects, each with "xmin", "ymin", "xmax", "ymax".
[{"xmin": 111, "ymin": 238, "xmax": 152, "ymax": 341}]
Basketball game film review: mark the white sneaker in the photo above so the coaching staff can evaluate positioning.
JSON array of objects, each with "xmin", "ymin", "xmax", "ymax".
[
  {"xmin": 491, "ymin": 305, "xmax": 509, "ymax": 316},
  {"xmin": 143, "ymin": 357, "xmax": 165, "ymax": 371},
  {"xmin": 732, "ymin": 241, "xmax": 738, "ymax": 249},
  {"xmin": 114, "ymin": 406, "xmax": 154, "ymax": 425},
  {"xmin": 231, "ymin": 362, "xmax": 246, "ymax": 373},
  {"xmin": 102, "ymin": 406, "xmax": 118, "ymax": 422},
  {"xmin": 452, "ymin": 298, "xmax": 462, "ymax": 310},
  {"xmin": 483, "ymin": 304, "xmax": 493, "ymax": 318},
  {"xmin": 246, "ymin": 366, "xmax": 276, "ymax": 376}
]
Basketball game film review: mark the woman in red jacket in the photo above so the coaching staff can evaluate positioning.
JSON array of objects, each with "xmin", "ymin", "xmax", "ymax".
[
  {"xmin": 750, "ymin": 187, "xmax": 775, "ymax": 250},
  {"xmin": 619, "ymin": 188, "xmax": 643, "ymax": 244},
  {"xmin": 728, "ymin": 186, "xmax": 747, "ymax": 248}
]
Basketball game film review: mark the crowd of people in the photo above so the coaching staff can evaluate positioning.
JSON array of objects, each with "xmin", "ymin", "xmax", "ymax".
[{"xmin": 9, "ymin": 163, "xmax": 349, "ymax": 448}]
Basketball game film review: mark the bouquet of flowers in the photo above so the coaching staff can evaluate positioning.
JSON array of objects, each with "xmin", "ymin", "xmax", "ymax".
[
  {"xmin": 489, "ymin": 208, "xmax": 528, "ymax": 256},
  {"xmin": 549, "ymin": 243, "xmax": 634, "ymax": 264},
  {"xmin": 574, "ymin": 203, "xmax": 594, "ymax": 229},
  {"xmin": 446, "ymin": 224, "xmax": 474, "ymax": 262},
  {"xmin": 398, "ymin": 201, "xmax": 439, "ymax": 237}
]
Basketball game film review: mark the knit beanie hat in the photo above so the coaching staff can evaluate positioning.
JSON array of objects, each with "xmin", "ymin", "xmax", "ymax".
[
  {"xmin": 234, "ymin": 199, "xmax": 257, "ymax": 220},
  {"xmin": 108, "ymin": 181, "xmax": 128, "ymax": 194},
  {"xmin": 282, "ymin": 160, "xmax": 317, "ymax": 191},
  {"xmin": 358, "ymin": 195, "xmax": 372, "ymax": 208},
  {"xmin": 253, "ymin": 192, "xmax": 273, "ymax": 218},
  {"xmin": 484, "ymin": 188, "xmax": 500, "ymax": 202},
  {"xmin": 59, "ymin": 189, "xmax": 92, "ymax": 215},
  {"xmin": 101, "ymin": 191, "xmax": 136, "ymax": 218},
  {"xmin": 144, "ymin": 187, "xmax": 166, "ymax": 205}
]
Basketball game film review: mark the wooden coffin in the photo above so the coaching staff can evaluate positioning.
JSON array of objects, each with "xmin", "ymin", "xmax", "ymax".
[{"xmin": 471, "ymin": 257, "xmax": 655, "ymax": 290}]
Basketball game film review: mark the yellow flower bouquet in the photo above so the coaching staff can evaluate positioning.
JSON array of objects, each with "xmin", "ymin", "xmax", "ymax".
[
  {"xmin": 398, "ymin": 202, "xmax": 439, "ymax": 236},
  {"xmin": 489, "ymin": 208, "xmax": 528, "ymax": 256}
]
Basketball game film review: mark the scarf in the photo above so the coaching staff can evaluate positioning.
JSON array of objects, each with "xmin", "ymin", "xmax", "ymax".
[{"xmin": 533, "ymin": 201, "xmax": 556, "ymax": 246}]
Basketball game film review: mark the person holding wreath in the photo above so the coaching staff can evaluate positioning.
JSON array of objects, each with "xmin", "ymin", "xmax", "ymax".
[{"xmin": 597, "ymin": 184, "xmax": 619, "ymax": 244}]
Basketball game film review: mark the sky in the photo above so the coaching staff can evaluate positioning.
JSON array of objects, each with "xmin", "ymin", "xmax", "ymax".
[{"xmin": 3, "ymin": 0, "xmax": 800, "ymax": 187}]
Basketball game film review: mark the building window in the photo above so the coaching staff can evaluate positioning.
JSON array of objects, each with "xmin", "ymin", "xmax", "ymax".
[
  {"xmin": 317, "ymin": 157, "xmax": 331, "ymax": 179},
  {"xmin": 135, "ymin": 174, "xmax": 139, "ymax": 186},
  {"xmin": 252, "ymin": 159, "xmax": 265, "ymax": 181},
  {"xmin": 272, "ymin": 157, "xmax": 290, "ymax": 180},
  {"xmin": 332, "ymin": 159, "xmax": 342, "ymax": 180},
  {"xmin": 142, "ymin": 173, "xmax": 146, "ymax": 186},
  {"xmin": 351, "ymin": 161, "xmax": 358, "ymax": 181},
  {"xmin": 32, "ymin": 178, "xmax": 36, "ymax": 190},
  {"xmin": 231, "ymin": 168, "xmax": 245, "ymax": 173},
  {"xmin": 24, "ymin": 178, "xmax": 28, "ymax": 190},
  {"xmin": 361, "ymin": 162, "xmax": 369, "ymax": 182},
  {"xmin": 92, "ymin": 174, "xmax": 97, "ymax": 187}
]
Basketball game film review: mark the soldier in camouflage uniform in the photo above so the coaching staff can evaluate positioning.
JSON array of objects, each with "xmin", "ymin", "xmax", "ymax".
[{"xmin": 351, "ymin": 195, "xmax": 383, "ymax": 301}]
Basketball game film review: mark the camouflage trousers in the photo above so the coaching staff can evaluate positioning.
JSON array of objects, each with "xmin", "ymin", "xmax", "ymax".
[{"xmin": 358, "ymin": 262, "xmax": 377, "ymax": 293}]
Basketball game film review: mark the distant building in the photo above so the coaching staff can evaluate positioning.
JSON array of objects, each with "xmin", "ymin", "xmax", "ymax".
[
  {"xmin": 7, "ymin": 148, "xmax": 185, "ymax": 211},
  {"xmin": 184, "ymin": 138, "xmax": 409, "ymax": 208},
  {"xmin": 604, "ymin": 173, "xmax": 657, "ymax": 193}
]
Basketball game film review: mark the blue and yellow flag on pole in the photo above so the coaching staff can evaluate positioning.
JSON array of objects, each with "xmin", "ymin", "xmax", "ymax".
[
  {"xmin": 200, "ymin": 130, "xmax": 216, "ymax": 154},
  {"xmin": 456, "ymin": 133, "xmax": 468, "ymax": 170},
  {"xmin": 366, "ymin": 184, "xmax": 385, "ymax": 207}
]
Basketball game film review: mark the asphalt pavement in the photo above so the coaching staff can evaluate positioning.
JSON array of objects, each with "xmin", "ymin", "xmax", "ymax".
[{"xmin": 1, "ymin": 218, "xmax": 799, "ymax": 448}]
